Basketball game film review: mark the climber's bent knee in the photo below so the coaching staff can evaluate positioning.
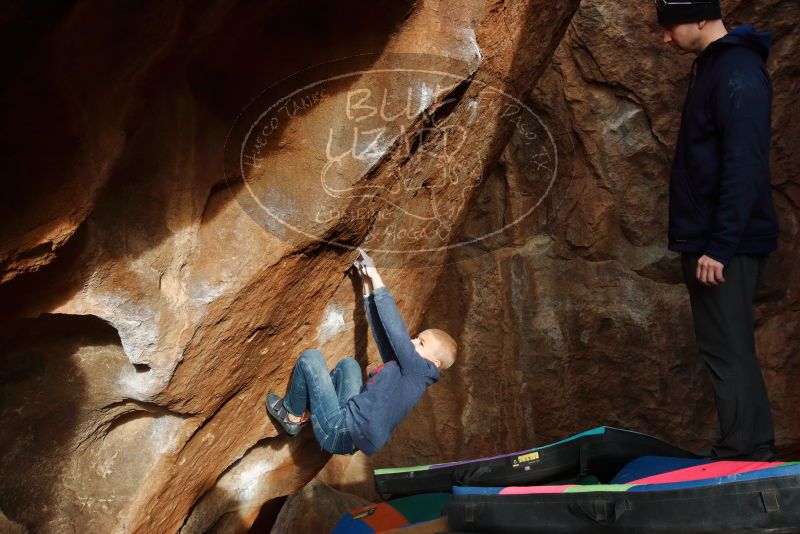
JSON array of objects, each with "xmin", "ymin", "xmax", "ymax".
[{"xmin": 298, "ymin": 348, "xmax": 326, "ymax": 370}]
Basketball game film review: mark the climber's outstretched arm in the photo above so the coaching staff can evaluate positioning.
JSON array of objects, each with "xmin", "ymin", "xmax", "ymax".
[
  {"xmin": 355, "ymin": 250, "xmax": 429, "ymax": 374},
  {"xmin": 355, "ymin": 251, "xmax": 394, "ymax": 363}
]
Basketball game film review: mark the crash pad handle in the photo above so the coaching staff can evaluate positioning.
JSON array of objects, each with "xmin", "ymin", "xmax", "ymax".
[
  {"xmin": 570, "ymin": 498, "xmax": 632, "ymax": 524},
  {"xmin": 761, "ymin": 489, "xmax": 780, "ymax": 513}
]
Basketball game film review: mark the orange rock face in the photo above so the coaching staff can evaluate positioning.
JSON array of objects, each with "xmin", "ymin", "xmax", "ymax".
[
  {"xmin": 1, "ymin": 1, "xmax": 797, "ymax": 533},
  {"xmin": 0, "ymin": 0, "xmax": 580, "ymax": 532},
  {"xmin": 357, "ymin": 0, "xmax": 800, "ymax": 481}
]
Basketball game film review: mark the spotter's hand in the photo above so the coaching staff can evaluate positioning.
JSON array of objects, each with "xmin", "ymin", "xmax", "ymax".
[{"xmin": 696, "ymin": 255, "xmax": 726, "ymax": 286}]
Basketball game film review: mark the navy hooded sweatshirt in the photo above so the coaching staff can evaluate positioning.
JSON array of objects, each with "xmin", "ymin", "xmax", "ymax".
[
  {"xmin": 345, "ymin": 286, "xmax": 439, "ymax": 456},
  {"xmin": 668, "ymin": 24, "xmax": 779, "ymax": 265}
]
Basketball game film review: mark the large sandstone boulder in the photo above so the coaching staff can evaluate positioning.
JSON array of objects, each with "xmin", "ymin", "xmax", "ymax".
[
  {"xmin": 319, "ymin": 0, "xmax": 800, "ymax": 501},
  {"xmin": 1, "ymin": 0, "xmax": 797, "ymax": 531},
  {"xmin": 0, "ymin": 0, "xmax": 581, "ymax": 532},
  {"xmin": 270, "ymin": 480, "xmax": 371, "ymax": 534}
]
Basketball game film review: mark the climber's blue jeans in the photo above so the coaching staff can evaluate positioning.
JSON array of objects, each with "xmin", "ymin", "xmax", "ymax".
[{"xmin": 283, "ymin": 349, "xmax": 362, "ymax": 455}]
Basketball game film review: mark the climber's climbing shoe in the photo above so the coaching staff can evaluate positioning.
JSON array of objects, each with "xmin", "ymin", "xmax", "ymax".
[{"xmin": 265, "ymin": 393, "xmax": 302, "ymax": 436}]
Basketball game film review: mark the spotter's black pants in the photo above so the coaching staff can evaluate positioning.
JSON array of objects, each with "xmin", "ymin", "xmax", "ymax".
[{"xmin": 681, "ymin": 253, "xmax": 775, "ymax": 457}]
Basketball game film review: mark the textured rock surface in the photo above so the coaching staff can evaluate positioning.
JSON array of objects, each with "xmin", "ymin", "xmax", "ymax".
[
  {"xmin": 0, "ymin": 0, "xmax": 579, "ymax": 532},
  {"xmin": 1, "ymin": 0, "xmax": 798, "ymax": 532},
  {"xmin": 270, "ymin": 480, "xmax": 371, "ymax": 534},
  {"xmin": 179, "ymin": 433, "xmax": 330, "ymax": 534},
  {"xmin": 355, "ymin": 0, "xmax": 800, "ymax": 478},
  {"xmin": 0, "ymin": 510, "xmax": 26, "ymax": 534}
]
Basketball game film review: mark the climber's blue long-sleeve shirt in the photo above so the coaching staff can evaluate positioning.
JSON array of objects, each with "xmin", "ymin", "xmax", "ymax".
[{"xmin": 345, "ymin": 286, "xmax": 439, "ymax": 456}]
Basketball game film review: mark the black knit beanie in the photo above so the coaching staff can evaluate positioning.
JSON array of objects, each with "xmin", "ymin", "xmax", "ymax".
[{"xmin": 656, "ymin": 0, "xmax": 722, "ymax": 26}]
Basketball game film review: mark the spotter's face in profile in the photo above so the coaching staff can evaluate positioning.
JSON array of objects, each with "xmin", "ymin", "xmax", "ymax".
[{"xmin": 662, "ymin": 22, "xmax": 706, "ymax": 54}]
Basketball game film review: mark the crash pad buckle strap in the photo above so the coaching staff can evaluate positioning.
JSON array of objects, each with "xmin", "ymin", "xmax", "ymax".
[
  {"xmin": 579, "ymin": 443, "xmax": 589, "ymax": 476},
  {"xmin": 761, "ymin": 489, "xmax": 780, "ymax": 513},
  {"xmin": 465, "ymin": 501, "xmax": 476, "ymax": 525},
  {"xmin": 615, "ymin": 498, "xmax": 633, "ymax": 520},
  {"xmin": 592, "ymin": 499, "xmax": 632, "ymax": 523},
  {"xmin": 572, "ymin": 498, "xmax": 631, "ymax": 524},
  {"xmin": 593, "ymin": 501, "xmax": 609, "ymax": 522}
]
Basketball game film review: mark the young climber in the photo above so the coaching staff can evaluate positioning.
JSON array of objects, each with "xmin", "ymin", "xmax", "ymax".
[{"xmin": 265, "ymin": 249, "xmax": 457, "ymax": 456}]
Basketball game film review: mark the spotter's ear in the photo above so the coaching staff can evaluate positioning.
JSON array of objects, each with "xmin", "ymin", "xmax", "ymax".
[{"xmin": 433, "ymin": 359, "xmax": 442, "ymax": 369}]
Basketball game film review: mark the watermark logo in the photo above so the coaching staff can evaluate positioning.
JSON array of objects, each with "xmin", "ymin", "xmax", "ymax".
[{"xmin": 224, "ymin": 53, "xmax": 559, "ymax": 262}]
